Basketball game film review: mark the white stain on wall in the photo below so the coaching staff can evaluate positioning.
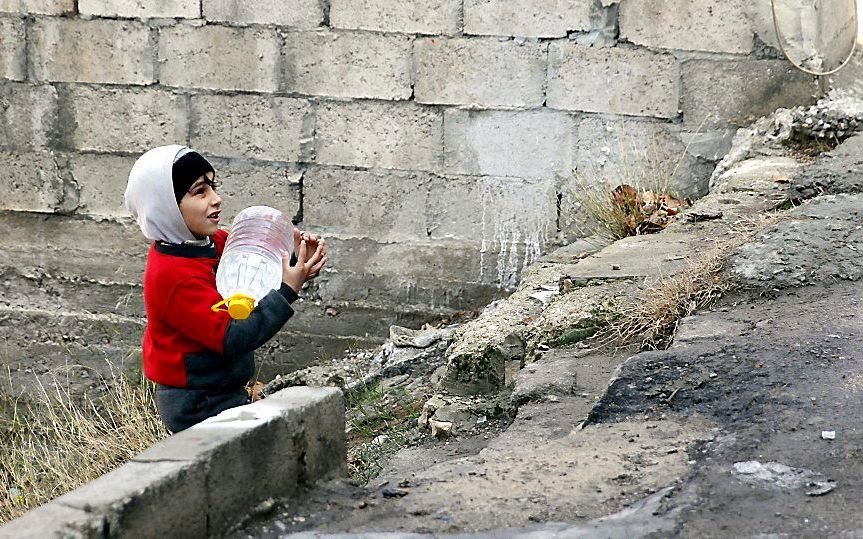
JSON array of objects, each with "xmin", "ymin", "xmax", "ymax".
[{"xmin": 477, "ymin": 177, "xmax": 553, "ymax": 289}]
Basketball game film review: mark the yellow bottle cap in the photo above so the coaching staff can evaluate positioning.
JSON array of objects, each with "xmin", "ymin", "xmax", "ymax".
[{"xmin": 211, "ymin": 293, "xmax": 256, "ymax": 320}]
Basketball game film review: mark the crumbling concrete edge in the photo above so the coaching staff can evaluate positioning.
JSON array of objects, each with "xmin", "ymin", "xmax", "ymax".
[{"xmin": 0, "ymin": 386, "xmax": 345, "ymax": 539}]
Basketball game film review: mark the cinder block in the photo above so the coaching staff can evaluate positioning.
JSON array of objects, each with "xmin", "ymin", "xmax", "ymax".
[
  {"xmin": 284, "ymin": 31, "xmax": 412, "ymax": 100},
  {"xmin": 302, "ymin": 166, "xmax": 430, "ymax": 241},
  {"xmin": 330, "ymin": 0, "xmax": 459, "ymax": 35},
  {"xmin": 620, "ymin": 0, "xmax": 752, "ymax": 54},
  {"xmin": 547, "ymin": 43, "xmax": 679, "ymax": 119},
  {"xmin": 159, "ymin": 24, "xmax": 280, "ymax": 92},
  {"xmin": 0, "ymin": 81, "xmax": 57, "ymax": 150},
  {"xmin": 0, "ymin": 16, "xmax": 25, "ymax": 80},
  {"xmin": 65, "ymin": 85, "xmax": 189, "ymax": 153},
  {"xmin": 54, "ymin": 460, "xmax": 208, "ymax": 537},
  {"xmin": 426, "ymin": 175, "xmax": 558, "ymax": 245},
  {"xmin": 203, "ymin": 0, "xmax": 323, "ymax": 28},
  {"xmin": 0, "ymin": 212, "xmax": 148, "ymax": 283},
  {"xmin": 304, "ymin": 166, "xmax": 557, "ymax": 247},
  {"xmin": 573, "ymin": 117, "xmax": 713, "ymax": 200},
  {"xmin": 69, "ymin": 153, "xmax": 137, "ymax": 219},
  {"xmin": 414, "ymin": 37, "xmax": 546, "ymax": 108},
  {"xmin": 79, "ymin": 0, "xmax": 200, "ymax": 18},
  {"xmin": 464, "ymin": 0, "xmax": 593, "ymax": 38},
  {"xmin": 682, "ymin": 59, "xmax": 817, "ymax": 128},
  {"xmin": 0, "ymin": 0, "xmax": 74, "ymax": 14},
  {"xmin": 190, "ymin": 94, "xmax": 312, "ymax": 163},
  {"xmin": 207, "ymin": 157, "xmax": 302, "ymax": 223},
  {"xmin": 318, "ymin": 235, "xmax": 529, "ymax": 292},
  {"xmin": 0, "ymin": 150, "xmax": 62, "ymax": 212},
  {"xmin": 443, "ymin": 108, "xmax": 575, "ymax": 180},
  {"xmin": 315, "ymin": 101, "xmax": 443, "ymax": 172},
  {"xmin": 30, "ymin": 18, "xmax": 154, "ymax": 85}
]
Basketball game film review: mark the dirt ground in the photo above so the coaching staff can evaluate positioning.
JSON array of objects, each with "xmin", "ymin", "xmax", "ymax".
[{"xmin": 227, "ymin": 146, "xmax": 863, "ymax": 538}]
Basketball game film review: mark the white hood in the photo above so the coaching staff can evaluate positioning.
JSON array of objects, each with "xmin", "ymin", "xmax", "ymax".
[{"xmin": 124, "ymin": 145, "xmax": 196, "ymax": 244}]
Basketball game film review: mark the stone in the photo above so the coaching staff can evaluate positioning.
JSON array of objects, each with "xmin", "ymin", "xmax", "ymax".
[
  {"xmin": 203, "ymin": 0, "xmax": 323, "ymax": 28},
  {"xmin": 0, "ymin": 150, "xmax": 63, "ymax": 212},
  {"xmin": 429, "ymin": 418, "xmax": 454, "ymax": 439},
  {"xmin": 69, "ymin": 153, "xmax": 138, "ymax": 219},
  {"xmin": 414, "ymin": 37, "xmax": 546, "ymax": 108},
  {"xmin": 511, "ymin": 354, "xmax": 580, "ymax": 406},
  {"xmin": 0, "ymin": 81, "xmax": 57, "ymax": 150},
  {"xmin": 443, "ymin": 108, "xmax": 575, "ymax": 180},
  {"xmin": 64, "ymin": 85, "xmax": 188, "ymax": 153},
  {"xmin": 619, "ymin": 0, "xmax": 753, "ymax": 54},
  {"xmin": 79, "ymin": 0, "xmax": 200, "ymax": 18},
  {"xmin": 682, "ymin": 59, "xmax": 817, "ymax": 128},
  {"xmin": 330, "ymin": 0, "xmax": 458, "ymax": 35},
  {"xmin": 389, "ymin": 325, "xmax": 444, "ymax": 349},
  {"xmin": 190, "ymin": 94, "xmax": 312, "ymax": 162},
  {"xmin": 0, "ymin": 16, "xmax": 25, "ymax": 80},
  {"xmin": 547, "ymin": 43, "xmax": 679, "ymax": 119},
  {"xmin": 30, "ymin": 18, "xmax": 154, "ymax": 85},
  {"xmin": 315, "ymin": 101, "xmax": 443, "ymax": 171},
  {"xmin": 283, "ymin": 31, "xmax": 412, "ymax": 100},
  {"xmin": 678, "ymin": 129, "xmax": 737, "ymax": 162},
  {"xmin": 158, "ymin": 24, "xmax": 280, "ymax": 92},
  {"xmin": 464, "ymin": 0, "xmax": 593, "ymax": 38},
  {"xmin": 0, "ymin": 0, "xmax": 75, "ymax": 14}
]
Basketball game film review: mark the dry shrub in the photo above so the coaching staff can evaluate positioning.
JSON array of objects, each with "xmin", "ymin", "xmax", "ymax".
[
  {"xmin": 595, "ymin": 215, "xmax": 781, "ymax": 351},
  {"xmin": 0, "ymin": 366, "xmax": 167, "ymax": 524},
  {"xmin": 572, "ymin": 134, "xmax": 693, "ymax": 240}
]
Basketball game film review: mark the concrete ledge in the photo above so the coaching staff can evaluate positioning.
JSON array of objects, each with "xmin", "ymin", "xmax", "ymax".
[{"xmin": 0, "ymin": 386, "xmax": 345, "ymax": 538}]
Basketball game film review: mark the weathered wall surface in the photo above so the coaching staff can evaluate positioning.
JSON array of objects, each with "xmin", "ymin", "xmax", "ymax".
[{"xmin": 0, "ymin": 0, "xmax": 818, "ymax": 389}]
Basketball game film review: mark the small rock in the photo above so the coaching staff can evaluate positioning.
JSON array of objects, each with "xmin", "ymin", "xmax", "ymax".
[
  {"xmin": 382, "ymin": 488, "xmax": 410, "ymax": 498},
  {"xmin": 611, "ymin": 264, "xmax": 621, "ymax": 270},
  {"xmin": 429, "ymin": 419, "xmax": 453, "ymax": 439}
]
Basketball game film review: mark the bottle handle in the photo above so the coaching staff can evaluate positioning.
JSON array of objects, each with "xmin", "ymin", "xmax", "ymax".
[{"xmin": 211, "ymin": 293, "xmax": 256, "ymax": 320}]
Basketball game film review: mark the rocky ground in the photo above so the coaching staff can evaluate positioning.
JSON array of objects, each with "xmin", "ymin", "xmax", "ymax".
[{"xmin": 227, "ymin": 99, "xmax": 863, "ymax": 537}]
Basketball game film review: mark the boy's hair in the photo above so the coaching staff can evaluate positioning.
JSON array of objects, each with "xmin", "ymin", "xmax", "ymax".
[{"xmin": 172, "ymin": 151, "xmax": 215, "ymax": 204}]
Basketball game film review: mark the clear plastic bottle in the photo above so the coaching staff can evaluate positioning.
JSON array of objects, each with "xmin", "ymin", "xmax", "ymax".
[{"xmin": 212, "ymin": 206, "xmax": 294, "ymax": 320}]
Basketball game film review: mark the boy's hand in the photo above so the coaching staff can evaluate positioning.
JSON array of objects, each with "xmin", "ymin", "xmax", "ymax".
[
  {"xmin": 282, "ymin": 236, "xmax": 327, "ymax": 294},
  {"xmin": 293, "ymin": 227, "xmax": 326, "ymax": 260}
]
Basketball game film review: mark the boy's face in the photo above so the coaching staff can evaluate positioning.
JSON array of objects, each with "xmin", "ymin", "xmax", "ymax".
[{"xmin": 179, "ymin": 171, "xmax": 222, "ymax": 239}]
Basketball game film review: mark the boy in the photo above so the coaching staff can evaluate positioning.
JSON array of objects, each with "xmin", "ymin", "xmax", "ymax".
[{"xmin": 124, "ymin": 145, "xmax": 326, "ymax": 432}]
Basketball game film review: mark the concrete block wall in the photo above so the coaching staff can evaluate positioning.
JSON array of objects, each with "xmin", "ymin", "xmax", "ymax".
[{"xmin": 0, "ymin": 0, "xmax": 819, "ymax": 386}]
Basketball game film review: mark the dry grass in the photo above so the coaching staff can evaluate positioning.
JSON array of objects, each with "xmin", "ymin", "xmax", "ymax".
[
  {"xmin": 572, "ymin": 138, "xmax": 691, "ymax": 240},
  {"xmin": 593, "ymin": 215, "xmax": 781, "ymax": 351},
  {"xmin": 0, "ymin": 367, "xmax": 167, "ymax": 524}
]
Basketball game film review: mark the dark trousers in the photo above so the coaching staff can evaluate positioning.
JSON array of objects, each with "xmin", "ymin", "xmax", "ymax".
[{"xmin": 156, "ymin": 385, "xmax": 249, "ymax": 433}]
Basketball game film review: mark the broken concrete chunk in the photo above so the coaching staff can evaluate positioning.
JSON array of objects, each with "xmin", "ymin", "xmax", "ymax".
[
  {"xmin": 389, "ymin": 325, "xmax": 444, "ymax": 349},
  {"xmin": 429, "ymin": 419, "xmax": 453, "ymax": 439}
]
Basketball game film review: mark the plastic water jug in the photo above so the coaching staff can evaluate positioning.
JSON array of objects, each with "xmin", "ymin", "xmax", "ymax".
[{"xmin": 211, "ymin": 206, "xmax": 294, "ymax": 320}]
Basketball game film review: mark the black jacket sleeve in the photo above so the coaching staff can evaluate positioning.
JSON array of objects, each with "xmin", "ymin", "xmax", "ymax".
[{"xmin": 222, "ymin": 284, "xmax": 299, "ymax": 356}]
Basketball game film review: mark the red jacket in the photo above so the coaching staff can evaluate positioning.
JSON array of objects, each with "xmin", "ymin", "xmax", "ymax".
[{"xmin": 142, "ymin": 229, "xmax": 297, "ymax": 389}]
